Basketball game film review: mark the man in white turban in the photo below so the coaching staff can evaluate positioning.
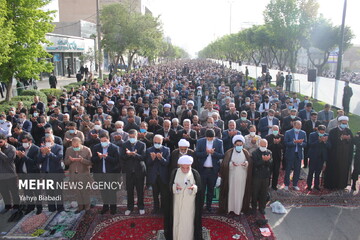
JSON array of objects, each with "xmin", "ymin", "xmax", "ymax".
[
  {"xmin": 169, "ymin": 139, "xmax": 197, "ymax": 173},
  {"xmin": 164, "ymin": 155, "xmax": 203, "ymax": 240}
]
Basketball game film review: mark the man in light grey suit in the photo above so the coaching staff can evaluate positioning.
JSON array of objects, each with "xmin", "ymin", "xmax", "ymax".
[
  {"xmin": 317, "ymin": 104, "xmax": 334, "ymax": 127},
  {"xmin": 199, "ymin": 102, "xmax": 219, "ymax": 126}
]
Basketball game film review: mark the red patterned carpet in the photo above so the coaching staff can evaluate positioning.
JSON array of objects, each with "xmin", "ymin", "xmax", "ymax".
[{"xmin": 72, "ymin": 207, "xmax": 276, "ymax": 240}]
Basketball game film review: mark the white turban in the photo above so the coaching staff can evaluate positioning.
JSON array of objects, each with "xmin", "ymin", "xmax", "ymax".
[
  {"xmin": 338, "ymin": 116, "xmax": 349, "ymax": 121},
  {"xmin": 178, "ymin": 139, "xmax": 190, "ymax": 147},
  {"xmin": 187, "ymin": 100, "xmax": 194, "ymax": 106},
  {"xmin": 164, "ymin": 104, "xmax": 171, "ymax": 108},
  {"xmin": 107, "ymin": 100, "xmax": 114, "ymax": 105},
  {"xmin": 178, "ymin": 155, "xmax": 193, "ymax": 165},
  {"xmin": 232, "ymin": 134, "xmax": 245, "ymax": 145}
]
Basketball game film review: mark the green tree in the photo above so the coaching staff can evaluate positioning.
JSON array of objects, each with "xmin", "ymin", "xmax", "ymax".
[
  {"xmin": 101, "ymin": 3, "xmax": 163, "ymax": 72},
  {"xmin": 264, "ymin": 0, "xmax": 319, "ymax": 71},
  {"xmin": 0, "ymin": 0, "xmax": 54, "ymax": 101},
  {"xmin": 0, "ymin": 0, "xmax": 13, "ymax": 66},
  {"xmin": 304, "ymin": 16, "xmax": 354, "ymax": 76}
]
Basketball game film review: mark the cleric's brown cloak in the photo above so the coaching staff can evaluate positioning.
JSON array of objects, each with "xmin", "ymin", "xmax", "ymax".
[{"xmin": 218, "ymin": 148, "xmax": 253, "ymax": 214}]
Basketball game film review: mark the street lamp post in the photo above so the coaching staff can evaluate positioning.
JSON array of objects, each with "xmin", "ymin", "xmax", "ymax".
[{"xmin": 333, "ymin": 0, "xmax": 347, "ymax": 107}]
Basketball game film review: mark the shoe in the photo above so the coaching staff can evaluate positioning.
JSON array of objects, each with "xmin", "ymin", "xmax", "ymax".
[
  {"xmin": 13, "ymin": 211, "xmax": 24, "ymax": 222},
  {"xmin": 284, "ymin": 186, "xmax": 289, "ymax": 191},
  {"xmin": 271, "ymin": 186, "xmax": 278, "ymax": 191},
  {"xmin": 7, "ymin": 212, "xmax": 18, "ymax": 222},
  {"xmin": 294, "ymin": 186, "xmax": 300, "ymax": 191},
  {"xmin": 100, "ymin": 208, "xmax": 109, "ymax": 214},
  {"xmin": 206, "ymin": 207, "xmax": 213, "ymax": 213},
  {"xmin": 36, "ymin": 209, "xmax": 42, "ymax": 215},
  {"xmin": 139, "ymin": 209, "xmax": 145, "ymax": 215},
  {"xmin": 125, "ymin": 210, "xmax": 131, "ymax": 216},
  {"xmin": 57, "ymin": 208, "xmax": 65, "ymax": 213},
  {"xmin": 303, "ymin": 166, "xmax": 307, "ymax": 169},
  {"xmin": 110, "ymin": 209, "xmax": 117, "ymax": 215},
  {"xmin": 306, "ymin": 186, "xmax": 312, "ymax": 191},
  {"xmin": 314, "ymin": 186, "xmax": 321, "ymax": 191}
]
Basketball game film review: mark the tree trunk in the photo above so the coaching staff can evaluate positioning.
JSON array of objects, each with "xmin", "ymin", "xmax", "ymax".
[{"xmin": 5, "ymin": 77, "xmax": 13, "ymax": 102}]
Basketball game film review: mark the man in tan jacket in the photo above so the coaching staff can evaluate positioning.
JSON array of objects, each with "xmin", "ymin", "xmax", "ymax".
[{"xmin": 64, "ymin": 137, "xmax": 92, "ymax": 213}]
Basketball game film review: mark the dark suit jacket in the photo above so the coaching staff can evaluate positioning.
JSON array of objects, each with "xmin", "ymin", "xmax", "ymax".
[
  {"xmin": 282, "ymin": 116, "xmax": 301, "ymax": 133},
  {"xmin": 146, "ymin": 146, "xmax": 170, "ymax": 184},
  {"xmin": 16, "ymin": 145, "xmax": 40, "ymax": 173},
  {"xmin": 298, "ymin": 109, "xmax": 315, "ymax": 122},
  {"xmin": 121, "ymin": 140, "xmax": 146, "ymax": 176},
  {"xmin": 40, "ymin": 135, "xmax": 63, "ymax": 146},
  {"xmin": 169, "ymin": 149, "xmax": 197, "ymax": 172},
  {"xmin": 176, "ymin": 129, "xmax": 197, "ymax": 150},
  {"xmin": 91, "ymin": 142, "xmax": 120, "ymax": 173},
  {"xmin": 222, "ymin": 129, "xmax": 242, "ymax": 152},
  {"xmin": 21, "ymin": 120, "xmax": 32, "ymax": 133},
  {"xmin": 302, "ymin": 120, "xmax": 321, "ymax": 138},
  {"xmin": 284, "ymin": 129, "xmax": 307, "ymax": 160},
  {"xmin": 308, "ymin": 132, "xmax": 331, "ymax": 163},
  {"xmin": 247, "ymin": 110, "xmax": 261, "ymax": 126},
  {"xmin": 155, "ymin": 128, "xmax": 177, "ymax": 152},
  {"xmin": 195, "ymin": 138, "xmax": 224, "ymax": 175},
  {"xmin": 38, "ymin": 143, "xmax": 64, "ymax": 173},
  {"xmin": 199, "ymin": 127, "xmax": 222, "ymax": 139},
  {"xmin": 258, "ymin": 117, "xmax": 280, "ymax": 138}
]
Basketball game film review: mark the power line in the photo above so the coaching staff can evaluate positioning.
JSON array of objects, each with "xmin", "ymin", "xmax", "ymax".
[{"xmin": 53, "ymin": 13, "xmax": 97, "ymax": 30}]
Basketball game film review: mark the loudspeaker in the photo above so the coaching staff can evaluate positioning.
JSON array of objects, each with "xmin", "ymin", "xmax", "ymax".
[
  {"xmin": 308, "ymin": 69, "xmax": 317, "ymax": 82},
  {"xmin": 262, "ymin": 64, "xmax": 267, "ymax": 73}
]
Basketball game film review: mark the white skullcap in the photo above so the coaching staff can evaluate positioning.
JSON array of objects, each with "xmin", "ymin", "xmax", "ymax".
[
  {"xmin": 178, "ymin": 139, "xmax": 190, "ymax": 147},
  {"xmin": 338, "ymin": 116, "xmax": 349, "ymax": 121},
  {"xmin": 187, "ymin": 100, "xmax": 194, "ymax": 106},
  {"xmin": 164, "ymin": 104, "xmax": 171, "ymax": 108},
  {"xmin": 178, "ymin": 155, "xmax": 193, "ymax": 165},
  {"xmin": 232, "ymin": 134, "xmax": 245, "ymax": 145},
  {"xmin": 197, "ymin": 86, "xmax": 202, "ymax": 89},
  {"xmin": 107, "ymin": 100, "xmax": 114, "ymax": 105}
]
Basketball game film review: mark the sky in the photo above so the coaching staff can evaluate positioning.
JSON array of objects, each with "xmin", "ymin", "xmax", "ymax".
[{"xmin": 148, "ymin": 0, "xmax": 360, "ymax": 57}]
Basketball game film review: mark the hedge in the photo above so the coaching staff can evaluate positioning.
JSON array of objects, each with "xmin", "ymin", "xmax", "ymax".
[
  {"xmin": 0, "ymin": 100, "xmax": 33, "ymax": 115},
  {"xmin": 40, "ymin": 89, "xmax": 63, "ymax": 99},
  {"xmin": 20, "ymin": 90, "xmax": 47, "ymax": 103}
]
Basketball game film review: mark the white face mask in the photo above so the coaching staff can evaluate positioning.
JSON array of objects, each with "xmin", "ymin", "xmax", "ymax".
[
  {"xmin": 45, "ymin": 142, "xmax": 52, "ymax": 148},
  {"xmin": 94, "ymin": 125, "xmax": 101, "ymax": 130},
  {"xmin": 250, "ymin": 132, "xmax": 256, "ymax": 137},
  {"xmin": 22, "ymin": 142, "xmax": 30, "ymax": 149},
  {"xmin": 116, "ymin": 128, "xmax": 123, "ymax": 133},
  {"xmin": 259, "ymin": 147, "xmax": 267, "ymax": 152}
]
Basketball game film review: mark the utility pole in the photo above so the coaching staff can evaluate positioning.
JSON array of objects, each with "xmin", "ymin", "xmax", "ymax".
[
  {"xmin": 96, "ymin": 0, "xmax": 103, "ymax": 80},
  {"xmin": 333, "ymin": 0, "xmax": 347, "ymax": 107}
]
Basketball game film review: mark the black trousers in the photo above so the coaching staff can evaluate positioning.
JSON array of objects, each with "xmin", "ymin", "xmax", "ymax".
[
  {"xmin": 21, "ymin": 176, "xmax": 42, "ymax": 211},
  {"xmin": 46, "ymin": 175, "xmax": 64, "ymax": 212},
  {"xmin": 252, "ymin": 178, "xmax": 269, "ymax": 212},
  {"xmin": 271, "ymin": 154, "xmax": 281, "ymax": 188},
  {"xmin": 303, "ymin": 146, "xmax": 309, "ymax": 167},
  {"xmin": 126, "ymin": 172, "xmax": 145, "ymax": 210},
  {"xmin": 96, "ymin": 174, "xmax": 118, "ymax": 211},
  {"xmin": 201, "ymin": 168, "xmax": 217, "ymax": 208},
  {"xmin": 152, "ymin": 175, "xmax": 168, "ymax": 211},
  {"xmin": 307, "ymin": 156, "xmax": 325, "ymax": 188},
  {"xmin": 0, "ymin": 177, "xmax": 20, "ymax": 209}
]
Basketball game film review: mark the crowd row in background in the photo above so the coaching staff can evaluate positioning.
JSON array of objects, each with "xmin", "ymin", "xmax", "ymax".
[{"xmin": 0, "ymin": 61, "xmax": 358, "ymax": 233}]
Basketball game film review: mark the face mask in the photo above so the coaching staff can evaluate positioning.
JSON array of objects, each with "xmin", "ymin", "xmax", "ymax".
[
  {"xmin": 250, "ymin": 132, "xmax": 256, "ymax": 137},
  {"xmin": 273, "ymin": 98, "xmax": 278, "ymax": 101},
  {"xmin": 0, "ymin": 120, "xmax": 4, "ymax": 124},
  {"xmin": 294, "ymin": 128, "xmax": 300, "ymax": 133},
  {"xmin": 33, "ymin": 113, "xmax": 39, "ymax": 117},
  {"xmin": 340, "ymin": 124, "xmax": 347, "ymax": 129},
  {"xmin": 101, "ymin": 142, "xmax": 109, "ymax": 148},
  {"xmin": 304, "ymin": 100, "xmax": 309, "ymax": 104},
  {"xmin": 207, "ymin": 123, "xmax": 214, "ymax": 128},
  {"xmin": 154, "ymin": 143, "xmax": 162, "ymax": 149},
  {"xmin": 318, "ymin": 133, "xmax": 324, "ymax": 137},
  {"xmin": 10, "ymin": 111, "xmax": 15, "ymax": 115},
  {"xmin": 73, "ymin": 147, "xmax": 80, "ymax": 151},
  {"xmin": 140, "ymin": 129, "xmax": 147, "ymax": 133},
  {"xmin": 45, "ymin": 142, "xmax": 52, "ymax": 148},
  {"xmin": 288, "ymin": 106, "xmax": 293, "ymax": 110},
  {"xmin": 69, "ymin": 130, "xmax": 75, "ymax": 134},
  {"xmin": 22, "ymin": 142, "xmax": 30, "ymax": 149},
  {"xmin": 94, "ymin": 125, "xmax": 101, "ymax": 130},
  {"xmin": 246, "ymin": 102, "xmax": 250, "ymax": 105},
  {"xmin": 241, "ymin": 117, "xmax": 247, "ymax": 121},
  {"xmin": 235, "ymin": 146, "xmax": 243, "ymax": 152},
  {"xmin": 171, "ymin": 97, "xmax": 176, "ymax": 99},
  {"xmin": 129, "ymin": 138, "xmax": 137, "ymax": 144},
  {"xmin": 259, "ymin": 147, "xmax": 267, "ymax": 152},
  {"xmin": 273, "ymin": 130, "xmax": 279, "ymax": 136},
  {"xmin": 290, "ymin": 115, "xmax": 296, "ymax": 119},
  {"xmin": 117, "ymin": 128, "xmax": 123, "ymax": 133}
]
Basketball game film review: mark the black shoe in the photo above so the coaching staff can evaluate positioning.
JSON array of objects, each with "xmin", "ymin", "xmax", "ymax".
[
  {"xmin": 110, "ymin": 209, "xmax": 117, "ymax": 215},
  {"xmin": 100, "ymin": 208, "xmax": 109, "ymax": 214},
  {"xmin": 303, "ymin": 166, "xmax": 308, "ymax": 169},
  {"xmin": 57, "ymin": 208, "xmax": 65, "ymax": 213},
  {"xmin": 314, "ymin": 186, "xmax": 321, "ymax": 191},
  {"xmin": 7, "ymin": 212, "xmax": 18, "ymax": 222},
  {"xmin": 13, "ymin": 211, "xmax": 24, "ymax": 222},
  {"xmin": 206, "ymin": 207, "xmax": 213, "ymax": 213},
  {"xmin": 306, "ymin": 186, "xmax": 312, "ymax": 191},
  {"xmin": 75, "ymin": 209, "xmax": 83, "ymax": 214},
  {"xmin": 36, "ymin": 209, "xmax": 42, "ymax": 215}
]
